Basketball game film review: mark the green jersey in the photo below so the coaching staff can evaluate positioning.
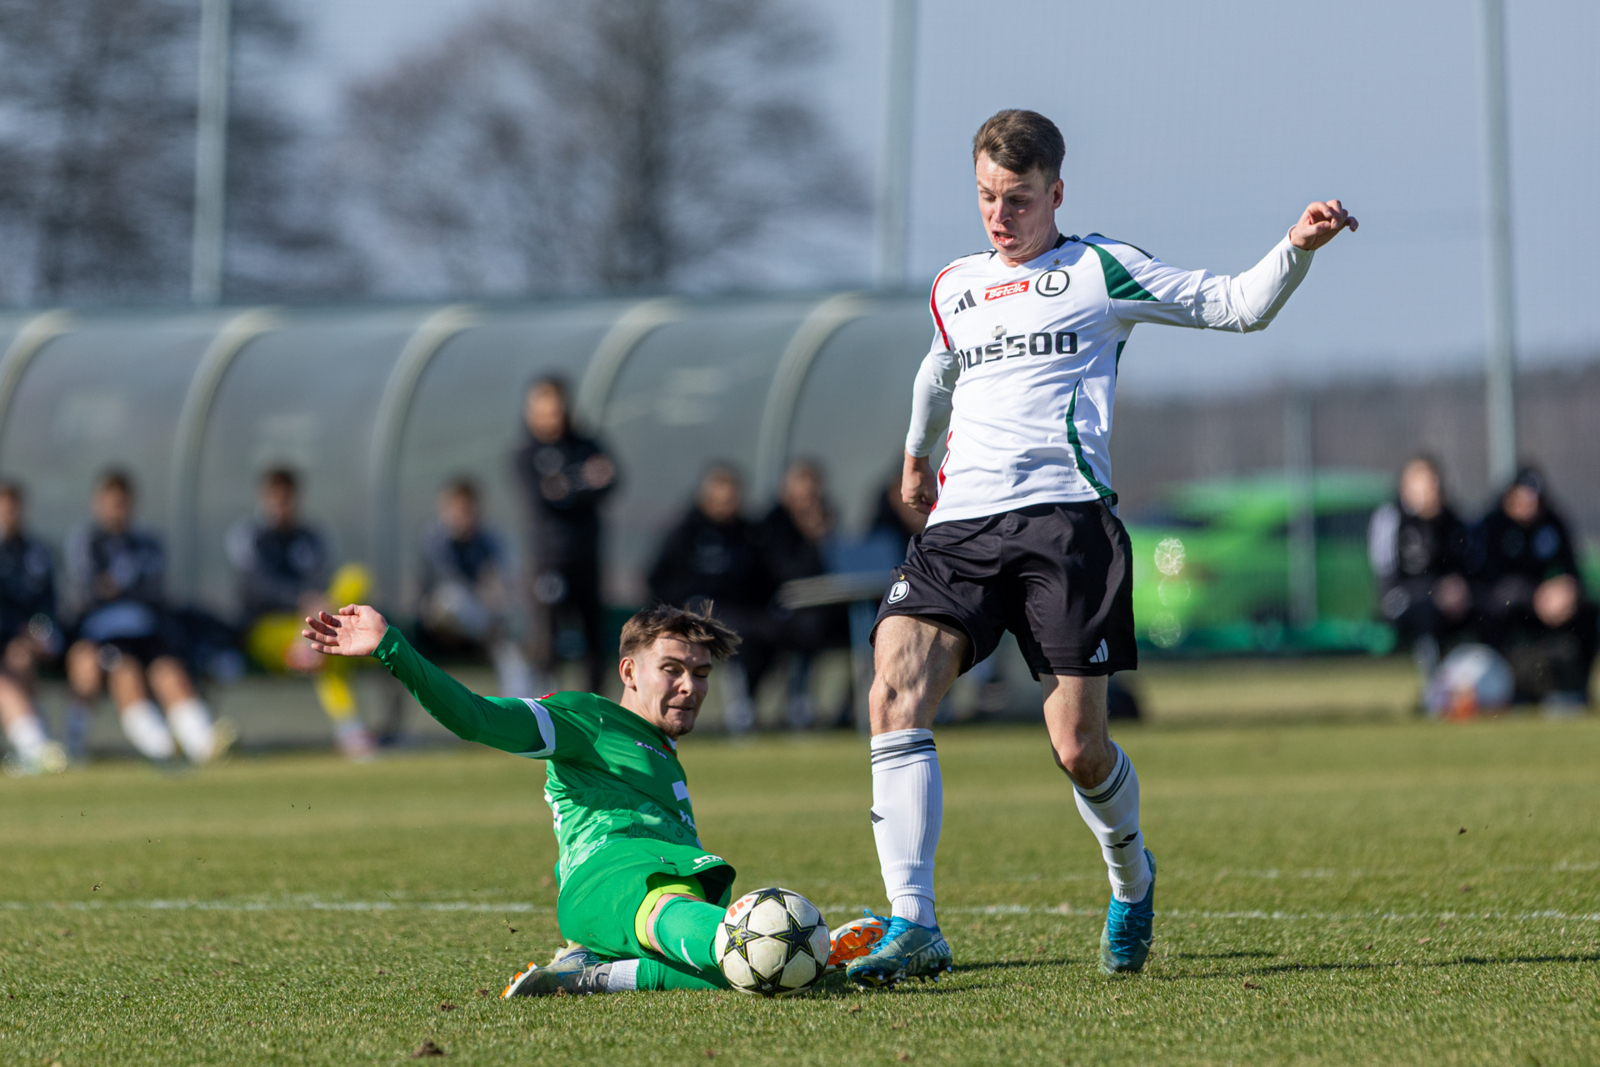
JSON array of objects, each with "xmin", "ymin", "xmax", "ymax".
[{"xmin": 373, "ymin": 627, "xmax": 707, "ymax": 886}]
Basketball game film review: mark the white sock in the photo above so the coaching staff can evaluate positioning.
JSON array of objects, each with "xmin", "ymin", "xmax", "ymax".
[
  {"xmin": 166, "ymin": 698, "xmax": 216, "ymax": 763},
  {"xmin": 870, "ymin": 728, "xmax": 942, "ymax": 927},
  {"xmin": 491, "ymin": 640, "xmax": 534, "ymax": 698},
  {"xmin": 1073, "ymin": 742, "xmax": 1152, "ymax": 903},
  {"xmin": 120, "ymin": 700, "xmax": 176, "ymax": 761},
  {"xmin": 605, "ymin": 959, "xmax": 638, "ymax": 991},
  {"xmin": 4, "ymin": 713, "xmax": 48, "ymax": 759}
]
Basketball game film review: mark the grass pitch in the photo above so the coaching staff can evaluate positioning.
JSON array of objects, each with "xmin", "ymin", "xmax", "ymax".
[{"xmin": 3, "ymin": 714, "xmax": 1598, "ymax": 1066}]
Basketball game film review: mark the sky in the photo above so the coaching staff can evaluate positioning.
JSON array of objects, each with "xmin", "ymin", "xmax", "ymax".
[{"xmin": 282, "ymin": 0, "xmax": 1599, "ymax": 399}]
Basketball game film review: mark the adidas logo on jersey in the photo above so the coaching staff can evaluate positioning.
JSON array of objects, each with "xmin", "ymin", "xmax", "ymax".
[
  {"xmin": 1089, "ymin": 639, "xmax": 1109, "ymax": 664},
  {"xmin": 949, "ymin": 290, "xmax": 976, "ymax": 316}
]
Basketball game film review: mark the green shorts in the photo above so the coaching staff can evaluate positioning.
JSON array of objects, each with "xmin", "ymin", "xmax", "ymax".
[{"xmin": 556, "ymin": 837, "xmax": 736, "ymax": 960}]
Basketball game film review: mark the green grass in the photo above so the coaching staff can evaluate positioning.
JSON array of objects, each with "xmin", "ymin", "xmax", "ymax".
[{"xmin": 3, "ymin": 715, "xmax": 1599, "ymax": 1066}]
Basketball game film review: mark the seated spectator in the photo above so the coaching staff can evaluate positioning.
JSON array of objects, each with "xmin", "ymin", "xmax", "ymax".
[
  {"xmin": 65, "ymin": 470, "xmax": 224, "ymax": 764},
  {"xmin": 227, "ymin": 467, "xmax": 375, "ymax": 759},
  {"xmin": 416, "ymin": 477, "xmax": 532, "ymax": 698},
  {"xmin": 1367, "ymin": 455, "xmax": 1473, "ymax": 676},
  {"xmin": 755, "ymin": 460, "xmax": 851, "ymax": 728},
  {"xmin": 0, "ymin": 482, "xmax": 65, "ymax": 775},
  {"xmin": 647, "ymin": 465, "xmax": 773, "ymax": 732},
  {"xmin": 1473, "ymin": 466, "xmax": 1597, "ymax": 706}
]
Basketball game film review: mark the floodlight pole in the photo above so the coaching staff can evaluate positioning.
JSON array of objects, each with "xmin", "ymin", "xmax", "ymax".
[
  {"xmin": 873, "ymin": 0, "xmax": 917, "ymax": 289},
  {"xmin": 191, "ymin": 0, "xmax": 232, "ymax": 306},
  {"xmin": 1479, "ymin": 0, "xmax": 1518, "ymax": 487}
]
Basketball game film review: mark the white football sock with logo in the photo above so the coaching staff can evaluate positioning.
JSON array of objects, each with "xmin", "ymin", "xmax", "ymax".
[
  {"xmin": 166, "ymin": 698, "xmax": 217, "ymax": 763},
  {"xmin": 120, "ymin": 700, "xmax": 176, "ymax": 761},
  {"xmin": 1073, "ymin": 742, "xmax": 1152, "ymax": 903},
  {"xmin": 870, "ymin": 728, "xmax": 942, "ymax": 927},
  {"xmin": 4, "ymin": 712, "xmax": 48, "ymax": 760}
]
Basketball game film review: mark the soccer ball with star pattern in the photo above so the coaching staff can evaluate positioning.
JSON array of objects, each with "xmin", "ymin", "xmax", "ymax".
[{"xmin": 714, "ymin": 887, "xmax": 831, "ymax": 997}]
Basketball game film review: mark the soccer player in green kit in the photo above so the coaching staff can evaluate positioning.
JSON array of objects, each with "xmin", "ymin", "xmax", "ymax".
[{"xmin": 303, "ymin": 601, "xmax": 878, "ymax": 996}]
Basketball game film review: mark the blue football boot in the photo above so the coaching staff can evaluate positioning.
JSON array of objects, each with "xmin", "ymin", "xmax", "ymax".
[
  {"xmin": 1099, "ymin": 849, "xmax": 1156, "ymax": 975},
  {"xmin": 845, "ymin": 913, "xmax": 953, "ymax": 989}
]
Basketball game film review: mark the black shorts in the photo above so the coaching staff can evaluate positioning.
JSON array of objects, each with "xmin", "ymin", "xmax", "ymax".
[{"xmin": 871, "ymin": 501, "xmax": 1137, "ymax": 678}]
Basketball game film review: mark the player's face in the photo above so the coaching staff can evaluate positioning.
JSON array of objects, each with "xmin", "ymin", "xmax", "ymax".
[
  {"xmin": 975, "ymin": 153, "xmax": 1064, "ymax": 265},
  {"xmin": 622, "ymin": 636, "xmax": 713, "ymax": 738}
]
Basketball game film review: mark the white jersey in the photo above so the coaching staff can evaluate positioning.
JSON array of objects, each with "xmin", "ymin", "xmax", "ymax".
[{"xmin": 906, "ymin": 231, "xmax": 1315, "ymax": 525}]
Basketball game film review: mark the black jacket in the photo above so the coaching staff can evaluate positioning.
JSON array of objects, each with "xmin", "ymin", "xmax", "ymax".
[
  {"xmin": 647, "ymin": 508, "xmax": 771, "ymax": 611},
  {"xmin": 755, "ymin": 504, "xmax": 827, "ymax": 589},
  {"xmin": 514, "ymin": 431, "xmax": 616, "ymax": 565},
  {"xmin": 227, "ymin": 518, "xmax": 329, "ymax": 621},
  {"xmin": 0, "ymin": 532, "xmax": 55, "ymax": 640},
  {"xmin": 1475, "ymin": 504, "xmax": 1583, "ymax": 586}
]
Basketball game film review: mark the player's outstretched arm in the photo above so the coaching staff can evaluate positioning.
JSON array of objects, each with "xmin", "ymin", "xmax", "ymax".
[
  {"xmin": 305, "ymin": 605, "xmax": 549, "ymax": 755},
  {"xmin": 1288, "ymin": 199, "xmax": 1358, "ymax": 251}
]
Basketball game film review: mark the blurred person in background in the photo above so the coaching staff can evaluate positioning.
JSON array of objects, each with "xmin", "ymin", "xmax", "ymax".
[
  {"xmin": 1473, "ymin": 466, "xmax": 1597, "ymax": 707},
  {"xmin": 1367, "ymin": 455, "xmax": 1473, "ymax": 679},
  {"xmin": 0, "ymin": 482, "xmax": 66, "ymax": 775},
  {"xmin": 647, "ymin": 464, "xmax": 773, "ymax": 733},
  {"xmin": 416, "ymin": 476, "xmax": 532, "ymax": 698},
  {"xmin": 515, "ymin": 376, "xmax": 617, "ymax": 694},
  {"xmin": 65, "ymin": 470, "xmax": 224, "ymax": 764},
  {"xmin": 227, "ymin": 467, "xmax": 376, "ymax": 759},
  {"xmin": 869, "ymin": 467, "xmax": 928, "ymax": 554},
  {"xmin": 755, "ymin": 460, "xmax": 851, "ymax": 729}
]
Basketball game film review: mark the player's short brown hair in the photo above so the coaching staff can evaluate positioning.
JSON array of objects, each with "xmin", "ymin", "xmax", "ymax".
[
  {"xmin": 619, "ymin": 603, "xmax": 741, "ymax": 663},
  {"xmin": 972, "ymin": 109, "xmax": 1065, "ymax": 182}
]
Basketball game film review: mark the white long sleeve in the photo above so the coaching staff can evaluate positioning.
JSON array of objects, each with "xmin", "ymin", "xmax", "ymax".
[
  {"xmin": 904, "ymin": 344, "xmax": 961, "ymax": 459},
  {"xmin": 1109, "ymin": 233, "xmax": 1314, "ymax": 333}
]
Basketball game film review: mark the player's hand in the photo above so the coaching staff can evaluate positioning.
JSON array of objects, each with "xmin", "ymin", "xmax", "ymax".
[
  {"xmin": 1288, "ymin": 200, "xmax": 1358, "ymax": 251},
  {"xmin": 302, "ymin": 604, "xmax": 387, "ymax": 658},
  {"xmin": 902, "ymin": 452, "xmax": 939, "ymax": 515}
]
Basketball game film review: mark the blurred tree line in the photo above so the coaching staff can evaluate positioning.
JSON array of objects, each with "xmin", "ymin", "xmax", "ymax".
[{"xmin": 0, "ymin": 0, "xmax": 862, "ymax": 306}]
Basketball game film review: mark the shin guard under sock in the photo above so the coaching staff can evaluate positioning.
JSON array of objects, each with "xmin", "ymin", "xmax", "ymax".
[
  {"xmin": 623, "ymin": 957, "xmax": 727, "ymax": 991},
  {"xmin": 1073, "ymin": 742, "xmax": 1152, "ymax": 902},
  {"xmin": 870, "ymin": 728, "xmax": 942, "ymax": 926},
  {"xmin": 651, "ymin": 897, "xmax": 724, "ymax": 974}
]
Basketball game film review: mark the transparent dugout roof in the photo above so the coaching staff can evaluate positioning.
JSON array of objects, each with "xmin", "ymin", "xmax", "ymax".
[{"xmin": 0, "ymin": 296, "xmax": 930, "ymax": 618}]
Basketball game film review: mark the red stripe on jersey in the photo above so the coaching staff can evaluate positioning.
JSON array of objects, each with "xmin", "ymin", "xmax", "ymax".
[
  {"xmin": 928, "ymin": 264, "xmax": 962, "ymax": 351},
  {"xmin": 931, "ymin": 431, "xmax": 952, "ymax": 511}
]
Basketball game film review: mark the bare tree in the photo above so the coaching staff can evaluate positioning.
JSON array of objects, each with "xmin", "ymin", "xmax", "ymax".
[
  {"xmin": 340, "ymin": 0, "xmax": 866, "ymax": 298},
  {"xmin": 0, "ymin": 0, "xmax": 353, "ymax": 305}
]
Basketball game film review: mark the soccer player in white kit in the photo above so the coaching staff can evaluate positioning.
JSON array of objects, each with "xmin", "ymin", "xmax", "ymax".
[{"xmin": 846, "ymin": 110, "xmax": 1357, "ymax": 988}]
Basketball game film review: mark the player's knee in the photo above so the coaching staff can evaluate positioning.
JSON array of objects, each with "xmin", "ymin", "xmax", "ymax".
[{"xmin": 1050, "ymin": 731, "xmax": 1113, "ymax": 783}]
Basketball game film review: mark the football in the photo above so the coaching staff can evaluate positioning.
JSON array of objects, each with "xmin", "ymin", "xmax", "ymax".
[{"xmin": 714, "ymin": 887, "xmax": 831, "ymax": 997}]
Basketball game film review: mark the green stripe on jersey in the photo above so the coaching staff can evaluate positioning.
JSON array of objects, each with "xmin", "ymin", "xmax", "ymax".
[
  {"xmin": 1065, "ymin": 383, "xmax": 1114, "ymax": 499},
  {"xmin": 1088, "ymin": 242, "xmax": 1156, "ymax": 302}
]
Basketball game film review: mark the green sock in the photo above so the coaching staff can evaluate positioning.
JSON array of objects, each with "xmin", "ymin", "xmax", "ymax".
[
  {"xmin": 652, "ymin": 897, "xmax": 724, "ymax": 974},
  {"xmin": 633, "ymin": 957, "xmax": 727, "ymax": 991}
]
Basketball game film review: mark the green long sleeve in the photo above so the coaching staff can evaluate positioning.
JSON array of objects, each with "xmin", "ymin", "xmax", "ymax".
[{"xmin": 374, "ymin": 626, "xmax": 544, "ymax": 754}]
